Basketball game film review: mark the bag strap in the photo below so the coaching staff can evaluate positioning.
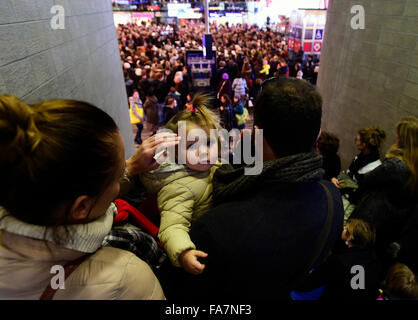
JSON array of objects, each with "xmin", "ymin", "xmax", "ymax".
[
  {"xmin": 40, "ymin": 254, "xmax": 91, "ymax": 300},
  {"xmin": 309, "ymin": 181, "xmax": 334, "ymax": 269},
  {"xmin": 217, "ymin": 81, "xmax": 226, "ymax": 99},
  {"xmin": 290, "ymin": 181, "xmax": 334, "ymax": 289}
]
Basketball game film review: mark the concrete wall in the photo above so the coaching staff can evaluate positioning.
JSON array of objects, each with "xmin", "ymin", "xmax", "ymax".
[
  {"xmin": 317, "ymin": 0, "xmax": 418, "ymax": 168},
  {"xmin": 0, "ymin": 0, "xmax": 134, "ymax": 157}
]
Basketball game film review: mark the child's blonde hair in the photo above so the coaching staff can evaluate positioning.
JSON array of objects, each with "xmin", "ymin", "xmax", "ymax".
[
  {"xmin": 165, "ymin": 93, "xmax": 220, "ymax": 133},
  {"xmin": 386, "ymin": 116, "xmax": 418, "ymax": 196},
  {"xmin": 385, "ymin": 263, "xmax": 418, "ymax": 299},
  {"xmin": 346, "ymin": 218, "xmax": 376, "ymax": 249}
]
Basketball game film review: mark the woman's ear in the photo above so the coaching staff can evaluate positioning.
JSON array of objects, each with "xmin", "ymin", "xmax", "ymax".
[{"xmin": 68, "ymin": 195, "xmax": 93, "ymax": 223}]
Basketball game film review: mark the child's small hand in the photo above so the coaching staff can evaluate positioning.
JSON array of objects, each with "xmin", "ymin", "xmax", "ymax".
[
  {"xmin": 331, "ymin": 177, "xmax": 340, "ymax": 189},
  {"xmin": 179, "ymin": 249, "xmax": 208, "ymax": 275}
]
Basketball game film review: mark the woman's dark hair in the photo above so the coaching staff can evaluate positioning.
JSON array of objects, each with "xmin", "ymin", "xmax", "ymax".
[
  {"xmin": 358, "ymin": 125, "xmax": 386, "ymax": 153},
  {"xmin": 0, "ymin": 95, "xmax": 119, "ymax": 227},
  {"xmin": 317, "ymin": 131, "xmax": 340, "ymax": 156},
  {"xmin": 254, "ymin": 77, "xmax": 322, "ymax": 157},
  {"xmin": 221, "ymin": 94, "xmax": 232, "ymax": 106},
  {"xmin": 166, "ymin": 97, "xmax": 175, "ymax": 105}
]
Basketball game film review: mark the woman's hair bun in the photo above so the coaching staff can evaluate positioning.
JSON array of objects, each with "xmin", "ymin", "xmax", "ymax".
[
  {"xmin": 0, "ymin": 94, "xmax": 41, "ymax": 163},
  {"xmin": 368, "ymin": 126, "xmax": 386, "ymax": 149}
]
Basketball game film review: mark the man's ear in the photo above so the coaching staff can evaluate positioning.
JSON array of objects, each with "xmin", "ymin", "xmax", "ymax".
[
  {"xmin": 68, "ymin": 195, "xmax": 93, "ymax": 223},
  {"xmin": 255, "ymin": 125, "xmax": 277, "ymax": 161}
]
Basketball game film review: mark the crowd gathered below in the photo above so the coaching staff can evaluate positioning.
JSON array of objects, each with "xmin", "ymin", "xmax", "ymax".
[
  {"xmin": 118, "ymin": 21, "xmax": 319, "ymax": 143},
  {"xmin": 0, "ymin": 21, "xmax": 416, "ymax": 301}
]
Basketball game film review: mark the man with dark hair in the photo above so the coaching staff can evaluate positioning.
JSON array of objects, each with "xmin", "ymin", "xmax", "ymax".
[
  {"xmin": 316, "ymin": 131, "xmax": 341, "ymax": 181},
  {"xmin": 160, "ymin": 78, "xmax": 344, "ymax": 300},
  {"xmin": 162, "ymin": 96, "xmax": 177, "ymax": 125},
  {"xmin": 253, "ymin": 77, "xmax": 322, "ymax": 157},
  {"xmin": 211, "ymin": 60, "xmax": 229, "ymax": 91}
]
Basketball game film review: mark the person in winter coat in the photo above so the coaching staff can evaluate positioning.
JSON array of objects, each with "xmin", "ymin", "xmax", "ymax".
[
  {"xmin": 232, "ymin": 94, "xmax": 245, "ymax": 131},
  {"xmin": 332, "ymin": 126, "xmax": 386, "ymax": 205},
  {"xmin": 211, "ymin": 60, "xmax": 228, "ymax": 91},
  {"xmin": 160, "ymin": 78, "xmax": 344, "ymax": 300},
  {"xmin": 232, "ymin": 72, "xmax": 248, "ymax": 100},
  {"xmin": 129, "ymin": 90, "xmax": 145, "ymax": 145},
  {"xmin": 398, "ymin": 204, "xmax": 418, "ymax": 275},
  {"xmin": 162, "ymin": 96, "xmax": 178, "ymax": 126},
  {"xmin": 316, "ymin": 131, "xmax": 341, "ymax": 181},
  {"xmin": 259, "ymin": 59, "xmax": 271, "ymax": 79},
  {"xmin": 219, "ymin": 94, "xmax": 234, "ymax": 131},
  {"xmin": 0, "ymin": 95, "xmax": 181, "ymax": 299},
  {"xmin": 349, "ymin": 116, "xmax": 418, "ymax": 265},
  {"xmin": 143, "ymin": 90, "xmax": 159, "ymax": 133},
  {"xmin": 139, "ymin": 94, "xmax": 221, "ymax": 275},
  {"xmin": 293, "ymin": 218, "xmax": 381, "ymax": 300},
  {"xmin": 216, "ymin": 73, "xmax": 233, "ymax": 101},
  {"xmin": 278, "ymin": 57, "xmax": 289, "ymax": 77}
]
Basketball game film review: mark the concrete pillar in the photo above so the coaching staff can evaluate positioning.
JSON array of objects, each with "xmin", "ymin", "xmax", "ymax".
[
  {"xmin": 0, "ymin": 0, "xmax": 134, "ymax": 157},
  {"xmin": 317, "ymin": 0, "xmax": 418, "ymax": 168}
]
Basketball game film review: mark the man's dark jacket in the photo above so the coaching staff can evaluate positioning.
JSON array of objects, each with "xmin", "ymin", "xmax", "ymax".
[{"xmin": 161, "ymin": 165, "xmax": 344, "ymax": 300}]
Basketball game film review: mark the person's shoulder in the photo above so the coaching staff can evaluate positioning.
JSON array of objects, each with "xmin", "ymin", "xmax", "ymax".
[
  {"xmin": 74, "ymin": 247, "xmax": 152, "ymax": 282},
  {"xmin": 384, "ymin": 157, "xmax": 408, "ymax": 171},
  {"xmin": 318, "ymin": 179, "xmax": 344, "ymax": 206},
  {"xmin": 197, "ymin": 197, "xmax": 259, "ymax": 228},
  {"xmin": 57, "ymin": 247, "xmax": 165, "ymax": 299}
]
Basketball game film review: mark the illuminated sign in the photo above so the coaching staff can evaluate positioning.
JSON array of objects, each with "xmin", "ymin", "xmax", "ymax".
[
  {"xmin": 209, "ymin": 13, "xmax": 225, "ymax": 18},
  {"xmin": 167, "ymin": 3, "xmax": 191, "ymax": 11},
  {"xmin": 132, "ymin": 12, "xmax": 154, "ymax": 18},
  {"xmin": 225, "ymin": 13, "xmax": 243, "ymax": 17},
  {"xmin": 114, "ymin": 0, "xmax": 130, "ymax": 4},
  {"xmin": 168, "ymin": 3, "xmax": 196, "ymax": 18},
  {"xmin": 313, "ymin": 42, "xmax": 322, "ymax": 52}
]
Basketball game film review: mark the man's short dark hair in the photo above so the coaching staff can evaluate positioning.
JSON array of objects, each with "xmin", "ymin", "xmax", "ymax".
[
  {"xmin": 254, "ymin": 77, "xmax": 322, "ymax": 158},
  {"xmin": 318, "ymin": 131, "xmax": 340, "ymax": 156},
  {"xmin": 166, "ymin": 97, "xmax": 175, "ymax": 105}
]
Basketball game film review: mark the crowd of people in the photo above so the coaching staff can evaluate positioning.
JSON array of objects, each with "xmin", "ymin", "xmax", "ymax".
[
  {"xmin": 118, "ymin": 21, "xmax": 320, "ymax": 143},
  {"xmin": 0, "ymin": 20, "xmax": 416, "ymax": 302},
  {"xmin": 313, "ymin": 120, "xmax": 418, "ymax": 299},
  {"xmin": 117, "ymin": 20, "xmax": 418, "ymax": 298}
]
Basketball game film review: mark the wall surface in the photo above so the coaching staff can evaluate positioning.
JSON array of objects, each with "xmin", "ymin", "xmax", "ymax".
[
  {"xmin": 0, "ymin": 0, "xmax": 134, "ymax": 157},
  {"xmin": 317, "ymin": 0, "xmax": 418, "ymax": 168}
]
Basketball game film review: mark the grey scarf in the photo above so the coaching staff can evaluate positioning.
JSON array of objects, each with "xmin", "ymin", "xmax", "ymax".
[{"xmin": 213, "ymin": 152, "xmax": 324, "ymax": 204}]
